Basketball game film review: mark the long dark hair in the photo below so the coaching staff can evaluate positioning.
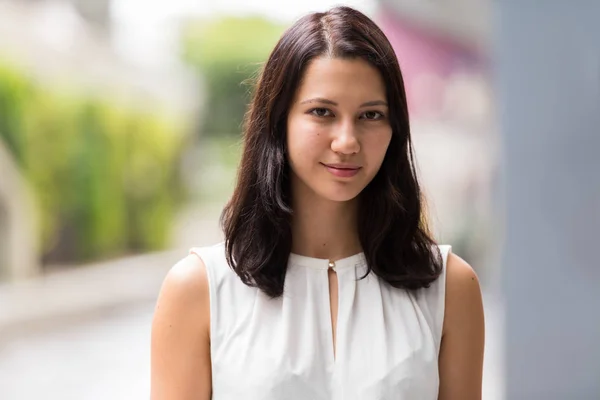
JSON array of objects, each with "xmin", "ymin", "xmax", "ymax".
[{"xmin": 221, "ymin": 6, "xmax": 442, "ymax": 298}]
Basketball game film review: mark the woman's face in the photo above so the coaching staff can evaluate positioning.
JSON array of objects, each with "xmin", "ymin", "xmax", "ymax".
[{"xmin": 286, "ymin": 56, "xmax": 392, "ymax": 204}]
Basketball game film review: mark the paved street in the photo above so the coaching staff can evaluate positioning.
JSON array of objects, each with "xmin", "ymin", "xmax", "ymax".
[{"xmin": 0, "ymin": 302, "xmax": 155, "ymax": 400}]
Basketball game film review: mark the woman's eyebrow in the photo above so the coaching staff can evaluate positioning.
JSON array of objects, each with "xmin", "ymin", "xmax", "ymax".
[
  {"xmin": 300, "ymin": 97, "xmax": 337, "ymax": 106},
  {"xmin": 359, "ymin": 100, "xmax": 388, "ymax": 107},
  {"xmin": 299, "ymin": 98, "xmax": 388, "ymax": 107}
]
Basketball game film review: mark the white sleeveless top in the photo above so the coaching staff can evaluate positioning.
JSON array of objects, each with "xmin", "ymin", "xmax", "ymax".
[{"xmin": 190, "ymin": 242, "xmax": 451, "ymax": 400}]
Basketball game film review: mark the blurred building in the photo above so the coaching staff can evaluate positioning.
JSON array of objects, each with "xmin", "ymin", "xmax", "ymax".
[
  {"xmin": 375, "ymin": 0, "xmax": 497, "ymax": 275},
  {"xmin": 13, "ymin": 0, "xmax": 112, "ymax": 29},
  {"xmin": 0, "ymin": 0, "xmax": 198, "ymax": 114},
  {"xmin": 375, "ymin": 0, "xmax": 490, "ymax": 122},
  {"xmin": 379, "ymin": 0, "xmax": 490, "ymax": 51}
]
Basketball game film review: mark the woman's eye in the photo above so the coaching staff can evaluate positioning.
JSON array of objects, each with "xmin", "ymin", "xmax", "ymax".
[
  {"xmin": 310, "ymin": 108, "xmax": 332, "ymax": 117},
  {"xmin": 362, "ymin": 111, "xmax": 384, "ymax": 120}
]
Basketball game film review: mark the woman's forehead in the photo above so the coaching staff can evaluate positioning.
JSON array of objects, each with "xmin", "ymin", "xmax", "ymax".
[{"xmin": 293, "ymin": 57, "xmax": 387, "ymax": 105}]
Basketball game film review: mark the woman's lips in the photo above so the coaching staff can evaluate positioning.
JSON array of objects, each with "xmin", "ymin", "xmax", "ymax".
[{"xmin": 322, "ymin": 163, "xmax": 361, "ymax": 178}]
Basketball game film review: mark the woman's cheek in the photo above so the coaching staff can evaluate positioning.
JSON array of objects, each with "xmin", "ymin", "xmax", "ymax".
[{"xmin": 294, "ymin": 123, "xmax": 326, "ymax": 152}]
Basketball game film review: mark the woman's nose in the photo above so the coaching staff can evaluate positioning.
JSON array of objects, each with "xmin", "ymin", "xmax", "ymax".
[{"xmin": 330, "ymin": 122, "xmax": 360, "ymax": 155}]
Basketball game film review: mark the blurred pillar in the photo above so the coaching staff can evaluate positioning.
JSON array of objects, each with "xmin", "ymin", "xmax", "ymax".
[
  {"xmin": 0, "ymin": 140, "xmax": 39, "ymax": 280},
  {"xmin": 493, "ymin": 2, "xmax": 600, "ymax": 398}
]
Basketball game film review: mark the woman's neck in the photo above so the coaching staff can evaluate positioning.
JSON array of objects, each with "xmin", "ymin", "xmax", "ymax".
[{"xmin": 290, "ymin": 193, "xmax": 362, "ymax": 261}]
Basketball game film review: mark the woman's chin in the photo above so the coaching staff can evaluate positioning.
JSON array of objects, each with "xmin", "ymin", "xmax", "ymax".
[{"xmin": 316, "ymin": 186, "xmax": 363, "ymax": 203}]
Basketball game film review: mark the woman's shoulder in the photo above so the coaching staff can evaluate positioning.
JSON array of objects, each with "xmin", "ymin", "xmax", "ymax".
[
  {"xmin": 412, "ymin": 245, "xmax": 483, "ymax": 351},
  {"xmin": 443, "ymin": 251, "xmax": 482, "ymax": 310},
  {"xmin": 442, "ymin": 251, "xmax": 484, "ymax": 337},
  {"xmin": 155, "ymin": 242, "xmax": 226, "ymax": 314},
  {"xmin": 152, "ymin": 250, "xmax": 212, "ymax": 398},
  {"xmin": 437, "ymin": 251, "xmax": 485, "ymax": 396},
  {"xmin": 427, "ymin": 246, "xmax": 482, "ymax": 318},
  {"xmin": 157, "ymin": 249, "xmax": 212, "ymax": 316},
  {"xmin": 152, "ymin": 249, "xmax": 211, "ymax": 352},
  {"xmin": 444, "ymin": 252, "xmax": 480, "ymax": 291}
]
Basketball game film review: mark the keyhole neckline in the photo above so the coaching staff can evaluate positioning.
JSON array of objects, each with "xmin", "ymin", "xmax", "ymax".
[{"xmin": 288, "ymin": 252, "xmax": 366, "ymax": 271}]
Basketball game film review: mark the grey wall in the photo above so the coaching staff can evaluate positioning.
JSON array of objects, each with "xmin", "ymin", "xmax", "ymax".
[{"xmin": 493, "ymin": 1, "xmax": 600, "ymax": 398}]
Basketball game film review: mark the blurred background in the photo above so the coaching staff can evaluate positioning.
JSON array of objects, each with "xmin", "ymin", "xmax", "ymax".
[
  {"xmin": 0, "ymin": 0, "xmax": 498, "ymax": 398},
  {"xmin": 0, "ymin": 0, "xmax": 596, "ymax": 399}
]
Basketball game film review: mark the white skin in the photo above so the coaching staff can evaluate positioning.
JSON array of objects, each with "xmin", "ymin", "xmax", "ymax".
[
  {"xmin": 286, "ymin": 56, "xmax": 392, "ymax": 260},
  {"xmin": 150, "ymin": 56, "xmax": 485, "ymax": 400}
]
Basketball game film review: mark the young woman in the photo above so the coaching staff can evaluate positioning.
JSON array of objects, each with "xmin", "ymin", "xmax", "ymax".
[{"xmin": 151, "ymin": 6, "xmax": 485, "ymax": 400}]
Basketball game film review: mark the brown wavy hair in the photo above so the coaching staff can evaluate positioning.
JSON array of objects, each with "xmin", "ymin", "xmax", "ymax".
[{"xmin": 220, "ymin": 6, "xmax": 442, "ymax": 298}]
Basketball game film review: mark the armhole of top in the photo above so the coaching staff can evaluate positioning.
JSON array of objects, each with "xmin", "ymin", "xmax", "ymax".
[
  {"xmin": 436, "ymin": 244, "xmax": 452, "ymax": 352},
  {"xmin": 189, "ymin": 247, "xmax": 216, "ymax": 349}
]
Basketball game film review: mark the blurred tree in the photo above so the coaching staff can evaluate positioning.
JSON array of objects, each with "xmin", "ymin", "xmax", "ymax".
[
  {"xmin": 0, "ymin": 65, "xmax": 32, "ymax": 163},
  {"xmin": 181, "ymin": 16, "xmax": 285, "ymax": 137},
  {"xmin": 0, "ymin": 62, "xmax": 188, "ymax": 266}
]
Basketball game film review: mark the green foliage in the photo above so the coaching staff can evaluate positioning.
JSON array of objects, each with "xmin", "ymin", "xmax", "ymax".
[
  {"xmin": 0, "ymin": 65, "xmax": 33, "ymax": 163},
  {"xmin": 181, "ymin": 16, "xmax": 285, "ymax": 136},
  {"xmin": 0, "ymin": 62, "xmax": 187, "ymax": 264}
]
